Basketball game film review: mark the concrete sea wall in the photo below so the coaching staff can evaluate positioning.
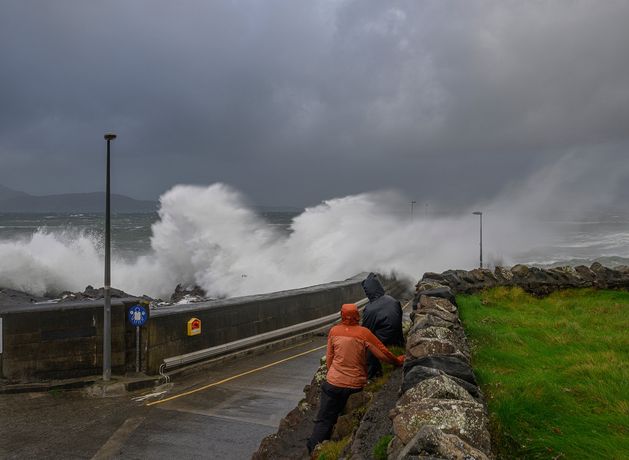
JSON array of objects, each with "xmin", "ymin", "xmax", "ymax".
[
  {"xmin": 0, "ymin": 273, "xmax": 389, "ymax": 383},
  {"xmin": 0, "ymin": 299, "xmax": 136, "ymax": 381},
  {"xmin": 144, "ymin": 275, "xmax": 369, "ymax": 374}
]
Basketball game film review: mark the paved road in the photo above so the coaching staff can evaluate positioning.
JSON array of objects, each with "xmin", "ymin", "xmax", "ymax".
[{"xmin": 1, "ymin": 336, "xmax": 327, "ymax": 460}]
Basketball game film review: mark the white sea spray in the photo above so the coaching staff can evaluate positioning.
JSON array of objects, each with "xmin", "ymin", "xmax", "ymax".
[{"xmin": 1, "ymin": 154, "xmax": 628, "ymax": 299}]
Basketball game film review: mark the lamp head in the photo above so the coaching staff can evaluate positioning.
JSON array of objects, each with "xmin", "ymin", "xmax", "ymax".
[
  {"xmin": 472, "ymin": 211, "xmax": 482, "ymax": 215},
  {"xmin": 104, "ymin": 133, "xmax": 117, "ymax": 141}
]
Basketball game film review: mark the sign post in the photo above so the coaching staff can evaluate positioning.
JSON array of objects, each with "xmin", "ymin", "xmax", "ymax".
[{"xmin": 128, "ymin": 304, "xmax": 149, "ymax": 373}]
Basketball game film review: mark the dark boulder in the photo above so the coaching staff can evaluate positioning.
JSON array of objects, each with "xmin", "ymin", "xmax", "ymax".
[
  {"xmin": 493, "ymin": 266, "xmax": 514, "ymax": 283},
  {"xmin": 403, "ymin": 355, "xmax": 477, "ymax": 387},
  {"xmin": 390, "ymin": 399, "xmax": 490, "ymax": 452},
  {"xmin": 394, "ymin": 425, "xmax": 489, "ymax": 460},
  {"xmin": 575, "ymin": 265, "xmax": 596, "ymax": 283},
  {"xmin": 170, "ymin": 284, "xmax": 208, "ymax": 303},
  {"xmin": 410, "ymin": 313, "xmax": 463, "ymax": 334},
  {"xmin": 58, "ymin": 285, "xmax": 134, "ymax": 302},
  {"xmin": 590, "ymin": 262, "xmax": 628, "ymax": 288},
  {"xmin": 421, "ymin": 272, "xmax": 447, "ymax": 283},
  {"xmin": 413, "ymin": 287, "xmax": 457, "ymax": 310},
  {"xmin": 401, "ymin": 365, "xmax": 481, "ymax": 400}
]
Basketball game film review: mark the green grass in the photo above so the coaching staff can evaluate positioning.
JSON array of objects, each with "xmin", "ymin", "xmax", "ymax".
[
  {"xmin": 457, "ymin": 287, "xmax": 629, "ymax": 459},
  {"xmin": 373, "ymin": 434, "xmax": 393, "ymax": 460},
  {"xmin": 317, "ymin": 437, "xmax": 350, "ymax": 460}
]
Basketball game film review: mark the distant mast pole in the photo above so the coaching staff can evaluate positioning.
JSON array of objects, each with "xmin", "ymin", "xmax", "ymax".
[
  {"xmin": 473, "ymin": 211, "xmax": 483, "ymax": 269},
  {"xmin": 103, "ymin": 133, "xmax": 116, "ymax": 381},
  {"xmin": 479, "ymin": 212, "xmax": 483, "ymax": 269}
]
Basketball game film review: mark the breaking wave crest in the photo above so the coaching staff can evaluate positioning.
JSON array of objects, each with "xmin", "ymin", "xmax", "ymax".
[
  {"xmin": 2, "ymin": 152, "xmax": 629, "ymax": 299},
  {"xmin": 0, "ymin": 184, "xmax": 488, "ymax": 298}
]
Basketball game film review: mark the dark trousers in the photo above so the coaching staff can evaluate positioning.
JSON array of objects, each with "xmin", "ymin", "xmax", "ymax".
[
  {"xmin": 368, "ymin": 338, "xmax": 404, "ymax": 379},
  {"xmin": 366, "ymin": 351, "xmax": 382, "ymax": 380},
  {"xmin": 307, "ymin": 381, "xmax": 361, "ymax": 453}
]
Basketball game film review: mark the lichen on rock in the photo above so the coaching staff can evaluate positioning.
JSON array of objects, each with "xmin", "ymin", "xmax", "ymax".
[
  {"xmin": 390, "ymin": 398, "xmax": 490, "ymax": 453},
  {"xmin": 393, "ymin": 425, "xmax": 489, "ymax": 460}
]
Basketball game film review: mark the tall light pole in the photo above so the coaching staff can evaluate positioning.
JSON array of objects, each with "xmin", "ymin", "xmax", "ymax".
[
  {"xmin": 410, "ymin": 200, "xmax": 416, "ymax": 219},
  {"xmin": 103, "ymin": 132, "xmax": 116, "ymax": 381},
  {"xmin": 472, "ymin": 211, "xmax": 483, "ymax": 269}
]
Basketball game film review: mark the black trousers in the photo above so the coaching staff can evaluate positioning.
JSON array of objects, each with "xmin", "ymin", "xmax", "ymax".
[
  {"xmin": 366, "ymin": 351, "xmax": 383, "ymax": 379},
  {"xmin": 367, "ymin": 339, "xmax": 404, "ymax": 379},
  {"xmin": 307, "ymin": 381, "xmax": 361, "ymax": 452}
]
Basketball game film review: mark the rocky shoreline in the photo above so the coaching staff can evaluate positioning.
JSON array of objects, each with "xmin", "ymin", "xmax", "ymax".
[{"xmin": 0, "ymin": 283, "xmax": 213, "ymax": 308}]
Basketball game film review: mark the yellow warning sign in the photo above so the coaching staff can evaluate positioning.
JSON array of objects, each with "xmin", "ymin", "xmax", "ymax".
[{"xmin": 187, "ymin": 317, "xmax": 201, "ymax": 336}]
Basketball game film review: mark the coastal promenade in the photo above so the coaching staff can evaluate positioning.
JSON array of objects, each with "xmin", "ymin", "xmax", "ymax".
[
  {"xmin": 0, "ymin": 336, "xmax": 326, "ymax": 459},
  {"xmin": 0, "ymin": 275, "xmax": 408, "ymax": 458}
]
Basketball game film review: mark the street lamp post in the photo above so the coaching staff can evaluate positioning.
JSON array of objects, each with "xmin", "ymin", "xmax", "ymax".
[
  {"xmin": 472, "ymin": 211, "xmax": 483, "ymax": 269},
  {"xmin": 410, "ymin": 200, "xmax": 416, "ymax": 219},
  {"xmin": 103, "ymin": 132, "xmax": 116, "ymax": 381}
]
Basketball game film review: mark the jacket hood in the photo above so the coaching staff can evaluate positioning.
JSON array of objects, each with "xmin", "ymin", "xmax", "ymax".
[
  {"xmin": 362, "ymin": 273, "xmax": 385, "ymax": 301},
  {"xmin": 341, "ymin": 303, "xmax": 360, "ymax": 326}
]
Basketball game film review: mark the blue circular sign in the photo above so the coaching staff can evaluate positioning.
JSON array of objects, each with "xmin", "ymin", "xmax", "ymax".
[{"xmin": 128, "ymin": 305, "xmax": 148, "ymax": 327}]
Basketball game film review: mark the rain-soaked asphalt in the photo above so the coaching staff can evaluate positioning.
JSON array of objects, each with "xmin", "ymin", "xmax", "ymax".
[{"xmin": 0, "ymin": 336, "xmax": 327, "ymax": 460}]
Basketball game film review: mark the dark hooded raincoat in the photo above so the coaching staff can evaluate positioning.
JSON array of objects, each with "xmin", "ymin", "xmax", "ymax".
[{"xmin": 361, "ymin": 273, "xmax": 404, "ymax": 377}]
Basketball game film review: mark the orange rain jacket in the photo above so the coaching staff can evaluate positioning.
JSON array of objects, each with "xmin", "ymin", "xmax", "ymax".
[{"xmin": 326, "ymin": 303, "xmax": 404, "ymax": 389}]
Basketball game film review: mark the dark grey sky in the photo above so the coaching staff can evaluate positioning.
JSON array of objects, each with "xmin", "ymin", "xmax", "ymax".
[{"xmin": 1, "ymin": 1, "xmax": 628, "ymax": 207}]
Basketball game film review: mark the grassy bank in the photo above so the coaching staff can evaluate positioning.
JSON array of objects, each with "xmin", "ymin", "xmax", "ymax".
[{"xmin": 457, "ymin": 287, "xmax": 628, "ymax": 459}]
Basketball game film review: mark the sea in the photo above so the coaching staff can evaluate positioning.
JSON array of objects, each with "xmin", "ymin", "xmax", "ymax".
[
  {"xmin": 0, "ymin": 212, "xmax": 296, "ymax": 260},
  {"xmin": 2, "ymin": 212, "xmax": 629, "ymax": 265},
  {"xmin": 2, "ymin": 210, "xmax": 629, "ymax": 299}
]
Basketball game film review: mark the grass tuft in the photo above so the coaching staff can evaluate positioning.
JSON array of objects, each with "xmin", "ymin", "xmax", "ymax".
[
  {"xmin": 317, "ymin": 437, "xmax": 350, "ymax": 460},
  {"xmin": 373, "ymin": 434, "xmax": 393, "ymax": 460}
]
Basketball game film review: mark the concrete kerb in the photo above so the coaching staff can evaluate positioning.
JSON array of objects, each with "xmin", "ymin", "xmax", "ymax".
[
  {"xmin": 0, "ymin": 373, "xmax": 162, "ymax": 395},
  {"xmin": 0, "ymin": 377, "xmax": 99, "ymax": 395}
]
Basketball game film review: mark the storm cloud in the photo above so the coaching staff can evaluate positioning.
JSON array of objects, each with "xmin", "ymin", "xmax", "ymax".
[{"xmin": 1, "ymin": 0, "xmax": 629, "ymax": 207}]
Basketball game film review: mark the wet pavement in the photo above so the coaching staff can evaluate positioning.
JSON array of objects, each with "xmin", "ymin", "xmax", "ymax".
[{"xmin": 0, "ymin": 336, "xmax": 327, "ymax": 460}]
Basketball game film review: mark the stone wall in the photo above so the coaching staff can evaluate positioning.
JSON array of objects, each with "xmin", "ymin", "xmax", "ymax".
[
  {"xmin": 389, "ymin": 262, "xmax": 629, "ymax": 459},
  {"xmin": 417, "ymin": 262, "xmax": 629, "ymax": 298},
  {"xmin": 389, "ymin": 283, "xmax": 492, "ymax": 459}
]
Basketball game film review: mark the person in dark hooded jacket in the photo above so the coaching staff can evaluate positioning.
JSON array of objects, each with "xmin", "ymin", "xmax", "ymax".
[{"xmin": 361, "ymin": 272, "xmax": 404, "ymax": 379}]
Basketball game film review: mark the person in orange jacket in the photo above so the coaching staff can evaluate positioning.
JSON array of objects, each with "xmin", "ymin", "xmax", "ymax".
[{"xmin": 307, "ymin": 303, "xmax": 405, "ymax": 453}]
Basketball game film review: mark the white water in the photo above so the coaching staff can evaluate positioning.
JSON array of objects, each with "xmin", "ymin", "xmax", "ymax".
[{"xmin": 1, "ymin": 153, "xmax": 628, "ymax": 299}]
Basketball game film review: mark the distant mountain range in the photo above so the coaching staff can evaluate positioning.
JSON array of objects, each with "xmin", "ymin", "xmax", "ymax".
[{"xmin": 0, "ymin": 185, "xmax": 157, "ymax": 213}]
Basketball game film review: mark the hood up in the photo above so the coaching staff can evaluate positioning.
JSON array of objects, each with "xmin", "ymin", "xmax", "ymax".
[
  {"xmin": 362, "ymin": 272, "xmax": 385, "ymax": 302},
  {"xmin": 341, "ymin": 303, "xmax": 360, "ymax": 326}
]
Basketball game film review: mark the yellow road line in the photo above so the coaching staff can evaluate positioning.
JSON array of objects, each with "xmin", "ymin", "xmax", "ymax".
[
  {"xmin": 273, "ymin": 339, "xmax": 314, "ymax": 354},
  {"xmin": 147, "ymin": 344, "xmax": 327, "ymax": 407}
]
